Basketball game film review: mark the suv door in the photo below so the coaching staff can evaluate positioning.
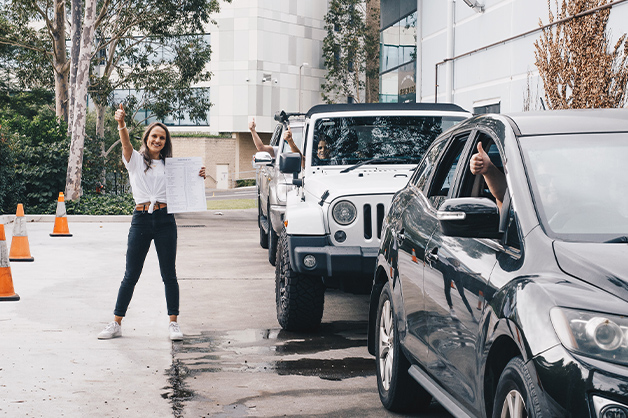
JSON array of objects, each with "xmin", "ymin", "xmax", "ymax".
[{"xmin": 423, "ymin": 131, "xmax": 505, "ymax": 412}]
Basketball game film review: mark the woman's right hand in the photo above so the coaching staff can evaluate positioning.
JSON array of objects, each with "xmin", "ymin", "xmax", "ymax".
[
  {"xmin": 249, "ymin": 118, "xmax": 256, "ymax": 131},
  {"xmin": 115, "ymin": 104, "xmax": 126, "ymax": 127}
]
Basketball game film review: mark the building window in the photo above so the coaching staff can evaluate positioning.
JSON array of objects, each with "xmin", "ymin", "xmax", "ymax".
[{"xmin": 113, "ymin": 87, "xmax": 210, "ymax": 126}]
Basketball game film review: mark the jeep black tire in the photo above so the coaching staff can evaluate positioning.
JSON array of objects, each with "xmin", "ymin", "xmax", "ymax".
[
  {"xmin": 258, "ymin": 197, "xmax": 268, "ymax": 249},
  {"xmin": 275, "ymin": 229, "xmax": 325, "ymax": 331},
  {"xmin": 268, "ymin": 204, "xmax": 278, "ymax": 266}
]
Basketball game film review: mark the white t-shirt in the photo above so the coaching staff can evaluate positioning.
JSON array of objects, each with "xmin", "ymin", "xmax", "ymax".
[{"xmin": 123, "ymin": 150, "xmax": 167, "ymax": 213}]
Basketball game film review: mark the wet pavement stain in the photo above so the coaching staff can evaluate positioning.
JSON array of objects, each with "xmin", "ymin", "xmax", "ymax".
[
  {"xmin": 162, "ymin": 356, "xmax": 194, "ymax": 418},
  {"xmin": 275, "ymin": 357, "xmax": 375, "ymax": 380},
  {"xmin": 166, "ymin": 320, "xmax": 375, "ymax": 412}
]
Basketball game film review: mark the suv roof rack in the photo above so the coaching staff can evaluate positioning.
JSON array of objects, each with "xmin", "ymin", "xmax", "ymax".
[{"xmin": 305, "ymin": 102, "xmax": 469, "ymax": 118}]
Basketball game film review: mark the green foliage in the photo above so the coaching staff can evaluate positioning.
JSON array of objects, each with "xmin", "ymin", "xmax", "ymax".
[
  {"xmin": 0, "ymin": 92, "xmax": 69, "ymax": 214},
  {"xmin": 64, "ymin": 193, "xmax": 135, "ymax": 215},
  {"xmin": 235, "ymin": 179, "xmax": 256, "ymax": 187},
  {"xmin": 321, "ymin": 0, "xmax": 379, "ymax": 104}
]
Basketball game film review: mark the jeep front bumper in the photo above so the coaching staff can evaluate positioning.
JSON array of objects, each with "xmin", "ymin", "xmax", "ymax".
[{"xmin": 287, "ymin": 235, "xmax": 378, "ymax": 277}]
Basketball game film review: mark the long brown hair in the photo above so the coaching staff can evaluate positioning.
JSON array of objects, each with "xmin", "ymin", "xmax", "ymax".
[{"xmin": 139, "ymin": 122, "xmax": 173, "ymax": 172}]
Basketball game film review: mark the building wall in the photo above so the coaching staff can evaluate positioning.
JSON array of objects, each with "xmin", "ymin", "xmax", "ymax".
[
  {"xmin": 171, "ymin": 132, "xmax": 271, "ymax": 189},
  {"xmin": 383, "ymin": 0, "xmax": 628, "ymax": 112},
  {"xmin": 198, "ymin": 0, "xmax": 329, "ymax": 135}
]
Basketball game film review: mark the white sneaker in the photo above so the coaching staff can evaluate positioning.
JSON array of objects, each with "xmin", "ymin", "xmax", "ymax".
[
  {"xmin": 98, "ymin": 321, "xmax": 122, "ymax": 339},
  {"xmin": 169, "ymin": 322, "xmax": 183, "ymax": 341}
]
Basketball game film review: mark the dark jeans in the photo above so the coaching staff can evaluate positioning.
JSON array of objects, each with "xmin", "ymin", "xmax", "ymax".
[{"xmin": 114, "ymin": 207, "xmax": 179, "ymax": 317}]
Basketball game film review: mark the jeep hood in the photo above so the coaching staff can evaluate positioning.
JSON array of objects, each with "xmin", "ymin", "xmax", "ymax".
[
  {"xmin": 303, "ymin": 167, "xmax": 414, "ymax": 202},
  {"xmin": 553, "ymin": 241, "xmax": 628, "ymax": 303}
]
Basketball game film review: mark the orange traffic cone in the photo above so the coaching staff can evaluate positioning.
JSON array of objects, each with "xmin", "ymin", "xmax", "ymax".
[
  {"xmin": 9, "ymin": 204, "xmax": 34, "ymax": 262},
  {"xmin": 50, "ymin": 192, "xmax": 72, "ymax": 237},
  {"xmin": 0, "ymin": 224, "xmax": 20, "ymax": 301},
  {"xmin": 411, "ymin": 248, "xmax": 418, "ymax": 263}
]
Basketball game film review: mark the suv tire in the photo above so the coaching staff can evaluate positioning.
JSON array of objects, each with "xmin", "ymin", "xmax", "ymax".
[
  {"xmin": 275, "ymin": 229, "xmax": 325, "ymax": 331},
  {"xmin": 492, "ymin": 357, "xmax": 543, "ymax": 418},
  {"xmin": 376, "ymin": 282, "xmax": 432, "ymax": 412},
  {"xmin": 258, "ymin": 197, "xmax": 268, "ymax": 249}
]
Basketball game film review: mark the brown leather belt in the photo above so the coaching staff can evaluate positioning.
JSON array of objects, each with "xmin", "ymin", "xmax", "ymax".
[{"xmin": 135, "ymin": 202, "xmax": 167, "ymax": 212}]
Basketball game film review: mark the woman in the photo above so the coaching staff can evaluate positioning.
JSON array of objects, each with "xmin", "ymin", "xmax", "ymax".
[{"xmin": 98, "ymin": 104, "xmax": 205, "ymax": 341}]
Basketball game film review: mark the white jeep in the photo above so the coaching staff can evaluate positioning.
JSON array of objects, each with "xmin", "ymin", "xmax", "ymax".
[{"xmin": 275, "ymin": 103, "xmax": 470, "ymax": 331}]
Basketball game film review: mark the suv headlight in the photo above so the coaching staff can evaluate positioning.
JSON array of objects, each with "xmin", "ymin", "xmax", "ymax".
[
  {"xmin": 550, "ymin": 307, "xmax": 628, "ymax": 366},
  {"xmin": 332, "ymin": 200, "xmax": 357, "ymax": 225},
  {"xmin": 276, "ymin": 182, "xmax": 294, "ymax": 203}
]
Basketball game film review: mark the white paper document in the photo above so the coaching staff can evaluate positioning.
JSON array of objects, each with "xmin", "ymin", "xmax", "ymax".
[{"xmin": 165, "ymin": 157, "xmax": 206, "ymax": 213}]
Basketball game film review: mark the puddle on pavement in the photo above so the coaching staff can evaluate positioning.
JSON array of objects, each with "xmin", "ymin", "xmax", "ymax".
[{"xmin": 163, "ymin": 320, "xmax": 376, "ymax": 412}]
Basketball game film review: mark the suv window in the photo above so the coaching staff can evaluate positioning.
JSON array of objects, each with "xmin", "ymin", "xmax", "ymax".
[
  {"xmin": 270, "ymin": 124, "xmax": 283, "ymax": 147},
  {"xmin": 427, "ymin": 133, "xmax": 470, "ymax": 208},
  {"xmin": 410, "ymin": 136, "xmax": 449, "ymax": 193}
]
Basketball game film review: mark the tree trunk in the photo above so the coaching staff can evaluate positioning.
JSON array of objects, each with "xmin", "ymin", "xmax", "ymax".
[
  {"xmin": 95, "ymin": 102, "xmax": 107, "ymax": 188},
  {"xmin": 53, "ymin": 0, "xmax": 70, "ymax": 122},
  {"xmin": 365, "ymin": 0, "xmax": 380, "ymax": 103},
  {"xmin": 65, "ymin": 0, "xmax": 97, "ymax": 201},
  {"xmin": 68, "ymin": 0, "xmax": 82, "ymax": 133}
]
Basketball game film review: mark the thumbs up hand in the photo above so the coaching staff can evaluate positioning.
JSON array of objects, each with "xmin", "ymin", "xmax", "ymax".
[
  {"xmin": 115, "ymin": 104, "xmax": 126, "ymax": 127},
  {"xmin": 470, "ymin": 142, "xmax": 491, "ymax": 175}
]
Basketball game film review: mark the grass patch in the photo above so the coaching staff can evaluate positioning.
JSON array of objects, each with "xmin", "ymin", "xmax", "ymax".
[{"xmin": 206, "ymin": 198, "xmax": 256, "ymax": 210}]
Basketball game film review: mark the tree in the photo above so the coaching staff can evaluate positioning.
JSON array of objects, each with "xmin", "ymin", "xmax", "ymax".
[
  {"xmin": 0, "ymin": 1, "xmax": 69, "ymax": 118},
  {"xmin": 321, "ymin": 0, "xmax": 380, "ymax": 104},
  {"xmin": 0, "ymin": 0, "xmax": 228, "ymax": 200},
  {"xmin": 534, "ymin": 0, "xmax": 628, "ymax": 109},
  {"xmin": 66, "ymin": 0, "xmax": 97, "ymax": 200}
]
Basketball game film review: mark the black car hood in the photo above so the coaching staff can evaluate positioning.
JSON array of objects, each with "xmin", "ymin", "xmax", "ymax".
[{"xmin": 553, "ymin": 241, "xmax": 628, "ymax": 303}]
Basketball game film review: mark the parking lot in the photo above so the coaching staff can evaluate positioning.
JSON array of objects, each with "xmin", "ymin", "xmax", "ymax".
[{"xmin": 0, "ymin": 209, "xmax": 451, "ymax": 417}]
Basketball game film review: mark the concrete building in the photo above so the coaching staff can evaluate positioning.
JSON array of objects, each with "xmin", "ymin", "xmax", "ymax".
[
  {"xmin": 380, "ymin": 0, "xmax": 628, "ymax": 113},
  {"xmin": 169, "ymin": 1, "xmax": 330, "ymax": 188}
]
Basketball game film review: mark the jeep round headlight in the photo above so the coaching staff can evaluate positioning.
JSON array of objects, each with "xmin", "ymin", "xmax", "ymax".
[
  {"xmin": 550, "ymin": 307, "xmax": 628, "ymax": 366},
  {"xmin": 332, "ymin": 201, "xmax": 357, "ymax": 225}
]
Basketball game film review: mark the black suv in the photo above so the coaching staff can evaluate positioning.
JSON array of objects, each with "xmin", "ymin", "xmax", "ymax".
[{"xmin": 368, "ymin": 109, "xmax": 628, "ymax": 417}]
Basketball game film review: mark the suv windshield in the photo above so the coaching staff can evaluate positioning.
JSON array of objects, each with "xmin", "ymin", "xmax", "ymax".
[
  {"xmin": 310, "ymin": 116, "xmax": 465, "ymax": 166},
  {"xmin": 520, "ymin": 134, "xmax": 628, "ymax": 242}
]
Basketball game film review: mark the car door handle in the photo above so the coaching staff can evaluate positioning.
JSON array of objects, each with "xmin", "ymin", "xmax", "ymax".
[{"xmin": 426, "ymin": 248, "xmax": 439, "ymax": 263}]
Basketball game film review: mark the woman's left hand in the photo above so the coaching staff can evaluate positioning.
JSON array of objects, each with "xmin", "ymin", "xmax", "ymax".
[{"xmin": 199, "ymin": 166, "xmax": 206, "ymax": 179}]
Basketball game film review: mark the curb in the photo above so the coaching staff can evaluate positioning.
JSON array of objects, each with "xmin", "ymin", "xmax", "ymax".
[{"xmin": 1, "ymin": 215, "xmax": 133, "ymax": 225}]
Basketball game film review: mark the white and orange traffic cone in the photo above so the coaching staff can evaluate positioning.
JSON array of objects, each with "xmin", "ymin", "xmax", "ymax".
[
  {"xmin": 9, "ymin": 204, "xmax": 34, "ymax": 262},
  {"xmin": 0, "ymin": 224, "xmax": 20, "ymax": 301},
  {"xmin": 50, "ymin": 192, "xmax": 72, "ymax": 237}
]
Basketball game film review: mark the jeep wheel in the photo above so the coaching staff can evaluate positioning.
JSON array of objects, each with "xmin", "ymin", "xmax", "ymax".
[
  {"xmin": 275, "ymin": 229, "xmax": 325, "ymax": 331},
  {"xmin": 268, "ymin": 204, "xmax": 278, "ymax": 266},
  {"xmin": 258, "ymin": 197, "xmax": 268, "ymax": 249}
]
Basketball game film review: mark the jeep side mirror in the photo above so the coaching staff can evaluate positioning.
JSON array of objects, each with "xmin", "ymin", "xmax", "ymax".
[
  {"xmin": 436, "ymin": 197, "xmax": 501, "ymax": 239},
  {"xmin": 279, "ymin": 152, "xmax": 302, "ymax": 174},
  {"xmin": 253, "ymin": 151, "xmax": 273, "ymax": 167}
]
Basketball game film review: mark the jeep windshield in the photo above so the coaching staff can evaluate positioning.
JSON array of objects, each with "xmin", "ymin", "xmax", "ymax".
[{"xmin": 310, "ymin": 115, "xmax": 466, "ymax": 167}]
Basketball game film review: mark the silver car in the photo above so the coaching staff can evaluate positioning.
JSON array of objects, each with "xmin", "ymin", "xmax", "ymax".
[{"xmin": 254, "ymin": 111, "xmax": 305, "ymax": 266}]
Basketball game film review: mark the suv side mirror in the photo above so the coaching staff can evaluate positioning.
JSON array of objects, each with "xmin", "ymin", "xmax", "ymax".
[
  {"xmin": 437, "ymin": 197, "xmax": 501, "ymax": 239},
  {"xmin": 253, "ymin": 151, "xmax": 273, "ymax": 167},
  {"xmin": 279, "ymin": 152, "xmax": 302, "ymax": 174}
]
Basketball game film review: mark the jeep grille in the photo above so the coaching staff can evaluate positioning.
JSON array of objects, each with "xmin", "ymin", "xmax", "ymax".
[{"xmin": 363, "ymin": 203, "xmax": 386, "ymax": 240}]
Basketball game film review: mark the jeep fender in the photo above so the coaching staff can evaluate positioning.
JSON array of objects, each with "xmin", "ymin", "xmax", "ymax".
[{"xmin": 285, "ymin": 199, "xmax": 326, "ymax": 236}]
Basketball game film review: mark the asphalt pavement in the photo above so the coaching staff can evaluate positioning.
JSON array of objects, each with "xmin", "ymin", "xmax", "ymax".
[{"xmin": 0, "ymin": 209, "xmax": 451, "ymax": 417}]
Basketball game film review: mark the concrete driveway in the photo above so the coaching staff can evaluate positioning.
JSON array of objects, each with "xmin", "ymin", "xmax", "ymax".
[{"xmin": 0, "ymin": 209, "xmax": 451, "ymax": 417}]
